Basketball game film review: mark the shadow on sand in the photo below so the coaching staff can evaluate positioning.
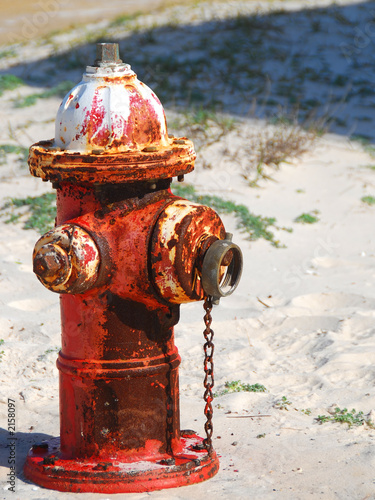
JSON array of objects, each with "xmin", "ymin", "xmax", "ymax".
[{"xmin": 1, "ymin": 1, "xmax": 375, "ymax": 140}]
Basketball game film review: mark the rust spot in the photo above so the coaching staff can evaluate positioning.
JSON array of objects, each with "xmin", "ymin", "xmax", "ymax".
[
  {"xmin": 167, "ymin": 238, "xmax": 177, "ymax": 250},
  {"xmin": 92, "ymin": 462, "xmax": 112, "ymax": 471},
  {"xmin": 31, "ymin": 443, "xmax": 49, "ymax": 453},
  {"xmin": 43, "ymin": 456, "xmax": 56, "ymax": 465},
  {"xmin": 29, "ymin": 137, "xmax": 196, "ymax": 184}
]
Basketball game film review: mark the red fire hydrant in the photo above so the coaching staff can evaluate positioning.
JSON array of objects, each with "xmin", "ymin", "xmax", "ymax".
[{"xmin": 24, "ymin": 43, "xmax": 242, "ymax": 493}]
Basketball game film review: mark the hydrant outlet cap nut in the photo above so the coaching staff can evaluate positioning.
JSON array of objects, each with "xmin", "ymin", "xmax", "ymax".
[{"xmin": 33, "ymin": 243, "xmax": 70, "ymax": 285}]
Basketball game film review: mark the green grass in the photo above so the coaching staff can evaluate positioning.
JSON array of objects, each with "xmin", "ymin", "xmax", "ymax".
[
  {"xmin": 316, "ymin": 407, "xmax": 370, "ymax": 428},
  {"xmin": 0, "ymin": 339, "xmax": 4, "ymax": 361},
  {"xmin": 361, "ymin": 195, "xmax": 375, "ymax": 206},
  {"xmin": 350, "ymin": 135, "xmax": 375, "ymax": 156},
  {"xmin": 0, "ymin": 48, "xmax": 17, "ymax": 59},
  {"xmin": 1, "ymin": 193, "xmax": 56, "ymax": 234},
  {"xmin": 37, "ymin": 346, "xmax": 60, "ymax": 361},
  {"xmin": 294, "ymin": 210, "xmax": 320, "ymax": 224},
  {"xmin": 109, "ymin": 11, "xmax": 142, "ymax": 27},
  {"xmin": 274, "ymin": 395, "xmax": 292, "ymax": 410},
  {"xmin": 215, "ymin": 380, "xmax": 267, "ymax": 397},
  {"xmin": 0, "ymin": 74, "xmax": 24, "ymax": 96},
  {"xmin": 14, "ymin": 80, "xmax": 75, "ymax": 108},
  {"xmin": 0, "ymin": 144, "xmax": 28, "ymax": 165},
  {"xmin": 183, "ymin": 107, "xmax": 235, "ymax": 131},
  {"xmin": 351, "ymin": 134, "xmax": 372, "ymax": 145},
  {"xmin": 51, "ymin": 50, "xmax": 87, "ymax": 71},
  {"xmin": 172, "ymin": 183, "xmax": 291, "ymax": 247}
]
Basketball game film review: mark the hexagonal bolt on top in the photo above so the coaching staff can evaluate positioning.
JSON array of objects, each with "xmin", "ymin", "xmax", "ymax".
[{"xmin": 95, "ymin": 42, "xmax": 122, "ymax": 65}]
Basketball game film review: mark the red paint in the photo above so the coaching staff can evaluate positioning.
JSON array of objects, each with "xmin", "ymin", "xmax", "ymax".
[
  {"xmin": 82, "ymin": 240, "xmax": 98, "ymax": 266},
  {"xmin": 79, "ymin": 90, "xmax": 110, "ymax": 147},
  {"xmin": 24, "ymin": 435, "xmax": 219, "ymax": 493}
]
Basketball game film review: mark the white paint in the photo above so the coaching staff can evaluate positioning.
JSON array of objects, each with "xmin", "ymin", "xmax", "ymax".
[{"xmin": 54, "ymin": 63, "xmax": 169, "ymax": 153}]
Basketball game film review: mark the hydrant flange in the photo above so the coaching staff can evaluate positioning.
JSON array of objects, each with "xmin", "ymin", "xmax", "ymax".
[{"xmin": 28, "ymin": 138, "xmax": 195, "ymax": 184}]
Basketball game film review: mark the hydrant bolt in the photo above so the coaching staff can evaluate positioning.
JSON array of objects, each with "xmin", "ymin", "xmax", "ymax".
[
  {"xmin": 95, "ymin": 42, "xmax": 122, "ymax": 66},
  {"xmin": 33, "ymin": 243, "xmax": 70, "ymax": 284}
]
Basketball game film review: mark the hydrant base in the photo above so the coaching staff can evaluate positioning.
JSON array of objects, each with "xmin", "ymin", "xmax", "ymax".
[{"xmin": 24, "ymin": 435, "xmax": 219, "ymax": 493}]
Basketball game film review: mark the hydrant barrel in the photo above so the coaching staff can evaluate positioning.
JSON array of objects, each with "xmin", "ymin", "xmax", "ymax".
[{"xmin": 24, "ymin": 43, "xmax": 242, "ymax": 494}]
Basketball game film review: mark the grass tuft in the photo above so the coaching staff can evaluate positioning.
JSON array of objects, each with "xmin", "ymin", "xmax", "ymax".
[
  {"xmin": 37, "ymin": 346, "xmax": 60, "ymax": 361},
  {"xmin": 230, "ymin": 116, "xmax": 322, "ymax": 186},
  {"xmin": 0, "ymin": 74, "xmax": 24, "ymax": 96},
  {"xmin": 316, "ymin": 407, "xmax": 369, "ymax": 428},
  {"xmin": 294, "ymin": 211, "xmax": 320, "ymax": 224},
  {"xmin": 274, "ymin": 395, "xmax": 292, "ymax": 410},
  {"xmin": 0, "ymin": 48, "xmax": 17, "ymax": 59},
  {"xmin": 1, "ymin": 193, "xmax": 56, "ymax": 234},
  {"xmin": 109, "ymin": 12, "xmax": 142, "ymax": 27},
  {"xmin": 168, "ymin": 107, "xmax": 237, "ymax": 151},
  {"xmin": 361, "ymin": 196, "xmax": 375, "ymax": 206},
  {"xmin": 14, "ymin": 80, "xmax": 75, "ymax": 108},
  {"xmin": 0, "ymin": 144, "xmax": 29, "ymax": 165},
  {"xmin": 215, "ymin": 380, "xmax": 267, "ymax": 397}
]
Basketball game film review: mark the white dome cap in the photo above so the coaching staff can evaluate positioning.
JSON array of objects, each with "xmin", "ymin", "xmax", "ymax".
[{"xmin": 54, "ymin": 43, "xmax": 170, "ymax": 153}]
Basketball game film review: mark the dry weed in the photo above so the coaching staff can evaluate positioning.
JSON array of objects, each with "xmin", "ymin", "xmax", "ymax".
[{"xmin": 236, "ymin": 119, "xmax": 321, "ymax": 186}]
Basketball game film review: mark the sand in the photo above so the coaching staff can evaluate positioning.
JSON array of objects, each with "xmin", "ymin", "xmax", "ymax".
[
  {"xmin": 0, "ymin": 0, "xmax": 375, "ymax": 499},
  {"xmin": 0, "ymin": 0, "xmax": 195, "ymax": 45}
]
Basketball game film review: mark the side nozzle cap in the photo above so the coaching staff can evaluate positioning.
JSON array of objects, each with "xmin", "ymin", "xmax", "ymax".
[{"xmin": 201, "ymin": 232, "xmax": 243, "ymax": 302}]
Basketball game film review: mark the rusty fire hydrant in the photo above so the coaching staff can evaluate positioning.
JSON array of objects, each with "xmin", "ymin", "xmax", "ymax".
[{"xmin": 24, "ymin": 43, "xmax": 242, "ymax": 493}]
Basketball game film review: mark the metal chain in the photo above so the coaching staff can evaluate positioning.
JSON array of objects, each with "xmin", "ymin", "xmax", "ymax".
[{"xmin": 203, "ymin": 295, "xmax": 214, "ymax": 455}]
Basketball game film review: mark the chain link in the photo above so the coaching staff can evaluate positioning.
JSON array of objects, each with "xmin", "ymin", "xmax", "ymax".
[{"xmin": 203, "ymin": 295, "xmax": 214, "ymax": 455}]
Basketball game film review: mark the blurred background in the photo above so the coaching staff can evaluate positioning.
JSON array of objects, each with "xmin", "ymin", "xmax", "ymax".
[
  {"xmin": 1, "ymin": 0, "xmax": 374, "ymax": 142},
  {"xmin": 0, "ymin": 0, "xmax": 192, "ymax": 44}
]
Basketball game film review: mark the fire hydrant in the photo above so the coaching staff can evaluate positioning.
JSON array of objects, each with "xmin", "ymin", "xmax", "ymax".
[{"xmin": 24, "ymin": 43, "xmax": 242, "ymax": 493}]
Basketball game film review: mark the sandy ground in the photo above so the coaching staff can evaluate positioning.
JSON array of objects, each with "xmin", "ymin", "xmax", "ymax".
[
  {"xmin": 0, "ymin": 0, "xmax": 195, "ymax": 45},
  {"xmin": 1, "ymin": 0, "xmax": 375, "ymax": 499}
]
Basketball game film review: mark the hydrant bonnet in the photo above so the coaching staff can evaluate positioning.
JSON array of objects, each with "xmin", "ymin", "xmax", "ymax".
[
  {"xmin": 28, "ymin": 44, "xmax": 196, "ymax": 184},
  {"xmin": 55, "ymin": 44, "xmax": 169, "ymax": 153}
]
